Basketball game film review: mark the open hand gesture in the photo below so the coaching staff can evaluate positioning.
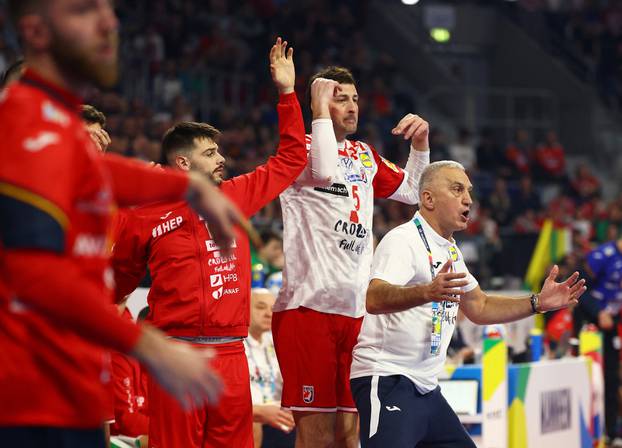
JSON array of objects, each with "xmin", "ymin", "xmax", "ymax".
[
  {"xmin": 270, "ymin": 37, "xmax": 295, "ymax": 95},
  {"xmin": 424, "ymin": 260, "xmax": 469, "ymax": 304},
  {"xmin": 391, "ymin": 113, "xmax": 429, "ymax": 151},
  {"xmin": 538, "ymin": 265, "xmax": 587, "ymax": 312}
]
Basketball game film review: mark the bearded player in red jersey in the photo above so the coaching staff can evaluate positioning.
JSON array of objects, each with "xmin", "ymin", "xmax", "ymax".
[
  {"xmin": 0, "ymin": 1, "xmax": 244, "ymax": 446},
  {"xmin": 111, "ymin": 39, "xmax": 338, "ymax": 447}
]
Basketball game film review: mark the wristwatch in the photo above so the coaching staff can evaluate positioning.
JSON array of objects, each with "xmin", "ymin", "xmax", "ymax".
[{"xmin": 530, "ymin": 293, "xmax": 543, "ymax": 314}]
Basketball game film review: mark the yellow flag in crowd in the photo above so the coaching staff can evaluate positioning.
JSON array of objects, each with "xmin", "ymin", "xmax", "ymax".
[{"xmin": 524, "ymin": 219, "xmax": 571, "ymax": 292}]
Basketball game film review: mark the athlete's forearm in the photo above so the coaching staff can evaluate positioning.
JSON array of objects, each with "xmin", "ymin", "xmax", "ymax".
[
  {"xmin": 103, "ymin": 154, "xmax": 189, "ymax": 207},
  {"xmin": 4, "ymin": 250, "xmax": 142, "ymax": 353},
  {"xmin": 271, "ymin": 92, "xmax": 307, "ymax": 174},
  {"xmin": 389, "ymin": 148, "xmax": 429, "ymax": 205},
  {"xmin": 463, "ymin": 292, "xmax": 533, "ymax": 325},
  {"xmin": 304, "ymin": 118, "xmax": 337, "ymax": 186},
  {"xmin": 222, "ymin": 92, "xmax": 307, "ymax": 216},
  {"xmin": 366, "ymin": 279, "xmax": 430, "ymax": 314}
]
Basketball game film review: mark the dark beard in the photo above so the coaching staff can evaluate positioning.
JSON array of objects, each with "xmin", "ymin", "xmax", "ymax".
[{"xmin": 49, "ymin": 29, "xmax": 119, "ymax": 89}]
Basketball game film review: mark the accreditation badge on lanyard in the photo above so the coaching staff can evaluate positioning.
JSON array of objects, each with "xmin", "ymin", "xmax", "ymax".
[{"xmin": 414, "ymin": 218, "xmax": 455, "ymax": 356}]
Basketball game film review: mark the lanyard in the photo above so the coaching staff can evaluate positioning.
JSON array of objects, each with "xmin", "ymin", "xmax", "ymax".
[
  {"xmin": 244, "ymin": 338, "xmax": 276, "ymax": 403},
  {"xmin": 414, "ymin": 217, "xmax": 445, "ymax": 356},
  {"xmin": 414, "ymin": 217, "xmax": 436, "ymax": 281}
]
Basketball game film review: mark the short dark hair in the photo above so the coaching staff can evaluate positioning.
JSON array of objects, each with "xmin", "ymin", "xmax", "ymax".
[
  {"xmin": 307, "ymin": 66, "xmax": 356, "ymax": 104},
  {"xmin": 309, "ymin": 66, "xmax": 356, "ymax": 86},
  {"xmin": 81, "ymin": 105, "xmax": 106, "ymax": 127},
  {"xmin": 1, "ymin": 59, "xmax": 24, "ymax": 88},
  {"xmin": 161, "ymin": 121, "xmax": 221, "ymax": 165}
]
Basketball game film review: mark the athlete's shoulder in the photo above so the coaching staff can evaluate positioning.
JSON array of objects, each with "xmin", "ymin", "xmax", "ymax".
[
  {"xmin": 352, "ymin": 139, "xmax": 372, "ymax": 150},
  {"xmin": 0, "ymin": 82, "xmax": 80, "ymax": 144},
  {"xmin": 1, "ymin": 83, "xmax": 39, "ymax": 123},
  {"xmin": 132, "ymin": 200, "xmax": 187, "ymax": 218}
]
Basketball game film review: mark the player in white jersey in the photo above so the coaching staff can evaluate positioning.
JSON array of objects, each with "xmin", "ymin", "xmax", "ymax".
[
  {"xmin": 350, "ymin": 161, "xmax": 587, "ymax": 447},
  {"xmin": 272, "ymin": 66, "xmax": 430, "ymax": 448}
]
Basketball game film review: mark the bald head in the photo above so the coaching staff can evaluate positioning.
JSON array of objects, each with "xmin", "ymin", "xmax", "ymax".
[{"xmin": 250, "ymin": 288, "xmax": 276, "ymax": 336}]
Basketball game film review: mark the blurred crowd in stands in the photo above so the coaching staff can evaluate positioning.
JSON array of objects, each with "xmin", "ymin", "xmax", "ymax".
[
  {"xmin": 514, "ymin": 0, "xmax": 622, "ymax": 109},
  {"xmin": 1, "ymin": 0, "xmax": 620, "ymax": 289}
]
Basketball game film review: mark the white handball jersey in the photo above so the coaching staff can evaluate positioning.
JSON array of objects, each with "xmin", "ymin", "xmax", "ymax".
[
  {"xmin": 274, "ymin": 136, "xmax": 410, "ymax": 318},
  {"xmin": 350, "ymin": 212, "xmax": 479, "ymax": 393}
]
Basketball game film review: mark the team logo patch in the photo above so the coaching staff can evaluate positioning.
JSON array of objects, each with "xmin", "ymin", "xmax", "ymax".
[
  {"xmin": 23, "ymin": 131, "xmax": 60, "ymax": 152},
  {"xmin": 340, "ymin": 157, "xmax": 354, "ymax": 170},
  {"xmin": 360, "ymin": 152, "xmax": 373, "ymax": 168},
  {"xmin": 42, "ymin": 101, "xmax": 69, "ymax": 127},
  {"xmin": 449, "ymin": 246, "xmax": 459, "ymax": 262},
  {"xmin": 302, "ymin": 385, "xmax": 314, "ymax": 404},
  {"xmin": 381, "ymin": 157, "xmax": 400, "ymax": 173}
]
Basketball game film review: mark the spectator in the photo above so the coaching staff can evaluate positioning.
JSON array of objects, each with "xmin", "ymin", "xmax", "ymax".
[
  {"xmin": 570, "ymin": 162, "xmax": 601, "ymax": 203},
  {"xmin": 476, "ymin": 128, "xmax": 502, "ymax": 173},
  {"xmin": 251, "ymin": 229, "xmax": 285, "ymax": 283},
  {"xmin": 245, "ymin": 289, "xmax": 295, "ymax": 448},
  {"xmin": 503, "ymin": 129, "xmax": 533, "ymax": 179},
  {"xmin": 514, "ymin": 209, "xmax": 542, "ymax": 234},
  {"xmin": 513, "ymin": 175, "xmax": 542, "ymax": 218},
  {"xmin": 533, "ymin": 130, "xmax": 567, "ymax": 183},
  {"xmin": 449, "ymin": 127, "xmax": 477, "ymax": 172},
  {"xmin": 429, "ymin": 128, "xmax": 450, "ymax": 162},
  {"xmin": 487, "ymin": 177, "xmax": 513, "ymax": 226},
  {"xmin": 547, "ymin": 193, "xmax": 576, "ymax": 226}
]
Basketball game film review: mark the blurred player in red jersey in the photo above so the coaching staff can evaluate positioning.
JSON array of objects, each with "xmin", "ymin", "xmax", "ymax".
[
  {"xmin": 0, "ymin": 1, "xmax": 245, "ymax": 446},
  {"xmin": 110, "ymin": 302, "xmax": 150, "ymax": 446},
  {"xmin": 112, "ymin": 39, "xmax": 337, "ymax": 448},
  {"xmin": 273, "ymin": 66, "xmax": 431, "ymax": 447}
]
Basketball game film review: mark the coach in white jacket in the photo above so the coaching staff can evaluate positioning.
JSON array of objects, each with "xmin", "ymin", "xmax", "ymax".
[{"xmin": 350, "ymin": 160, "xmax": 587, "ymax": 448}]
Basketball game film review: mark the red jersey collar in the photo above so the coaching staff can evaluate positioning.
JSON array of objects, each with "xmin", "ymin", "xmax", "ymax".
[{"xmin": 20, "ymin": 68, "xmax": 83, "ymax": 113}]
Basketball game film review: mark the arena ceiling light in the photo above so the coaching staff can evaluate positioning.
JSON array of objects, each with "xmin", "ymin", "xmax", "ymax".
[{"xmin": 402, "ymin": 0, "xmax": 421, "ymax": 5}]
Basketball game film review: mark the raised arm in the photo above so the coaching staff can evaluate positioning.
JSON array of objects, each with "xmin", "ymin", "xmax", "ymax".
[
  {"xmin": 385, "ymin": 113, "xmax": 431, "ymax": 204},
  {"xmin": 460, "ymin": 265, "xmax": 587, "ymax": 325},
  {"xmin": 296, "ymin": 78, "xmax": 340, "ymax": 187},
  {"xmin": 220, "ymin": 38, "xmax": 307, "ymax": 217}
]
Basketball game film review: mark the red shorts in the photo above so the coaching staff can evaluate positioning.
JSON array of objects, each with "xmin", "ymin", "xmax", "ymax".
[
  {"xmin": 272, "ymin": 307, "xmax": 363, "ymax": 413},
  {"xmin": 148, "ymin": 340, "xmax": 253, "ymax": 448}
]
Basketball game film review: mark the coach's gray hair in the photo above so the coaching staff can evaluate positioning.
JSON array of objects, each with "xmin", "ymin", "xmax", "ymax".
[{"xmin": 418, "ymin": 160, "xmax": 466, "ymax": 197}]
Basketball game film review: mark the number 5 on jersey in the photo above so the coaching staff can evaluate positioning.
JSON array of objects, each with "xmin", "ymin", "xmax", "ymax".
[{"xmin": 350, "ymin": 185, "xmax": 360, "ymax": 224}]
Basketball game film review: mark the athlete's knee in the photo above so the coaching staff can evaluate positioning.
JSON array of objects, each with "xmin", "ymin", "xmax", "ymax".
[
  {"xmin": 295, "ymin": 413, "xmax": 336, "ymax": 448},
  {"xmin": 335, "ymin": 413, "xmax": 358, "ymax": 448},
  {"xmin": 296, "ymin": 427, "xmax": 334, "ymax": 448},
  {"xmin": 334, "ymin": 431, "xmax": 358, "ymax": 448}
]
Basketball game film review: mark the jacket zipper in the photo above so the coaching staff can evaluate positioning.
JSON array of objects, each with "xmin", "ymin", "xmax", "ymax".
[{"xmin": 190, "ymin": 211, "xmax": 207, "ymax": 335}]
